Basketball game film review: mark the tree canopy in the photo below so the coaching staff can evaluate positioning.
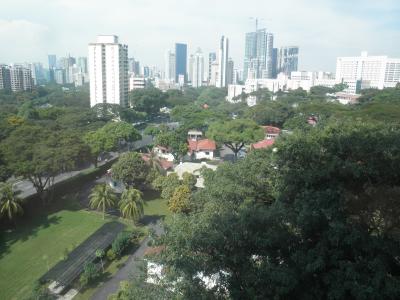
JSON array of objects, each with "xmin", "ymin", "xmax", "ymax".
[{"xmin": 207, "ymin": 119, "xmax": 264, "ymax": 157}]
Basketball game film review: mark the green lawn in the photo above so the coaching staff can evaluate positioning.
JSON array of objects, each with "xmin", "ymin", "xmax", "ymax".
[
  {"xmin": 0, "ymin": 189, "xmax": 169, "ymax": 300},
  {"xmin": 0, "ymin": 208, "xmax": 109, "ymax": 300},
  {"xmin": 143, "ymin": 190, "xmax": 171, "ymax": 219}
]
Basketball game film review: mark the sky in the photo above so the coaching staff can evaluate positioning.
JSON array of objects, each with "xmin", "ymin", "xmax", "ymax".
[{"xmin": 0, "ymin": 0, "xmax": 399, "ymax": 72}]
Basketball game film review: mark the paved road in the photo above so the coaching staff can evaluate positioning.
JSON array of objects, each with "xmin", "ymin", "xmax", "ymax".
[
  {"xmin": 13, "ymin": 135, "xmax": 154, "ymax": 199},
  {"xmin": 90, "ymin": 220, "xmax": 163, "ymax": 300}
]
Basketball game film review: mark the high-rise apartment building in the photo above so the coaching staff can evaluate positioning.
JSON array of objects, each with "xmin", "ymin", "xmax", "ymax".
[
  {"xmin": 192, "ymin": 48, "xmax": 204, "ymax": 88},
  {"xmin": 277, "ymin": 46, "xmax": 299, "ymax": 76},
  {"xmin": 0, "ymin": 65, "xmax": 11, "ymax": 90},
  {"xmin": 9, "ymin": 65, "xmax": 34, "ymax": 92},
  {"xmin": 216, "ymin": 36, "xmax": 229, "ymax": 88},
  {"xmin": 88, "ymin": 35, "xmax": 129, "ymax": 107},
  {"xmin": 175, "ymin": 43, "xmax": 187, "ymax": 83},
  {"xmin": 165, "ymin": 50, "xmax": 176, "ymax": 82},
  {"xmin": 336, "ymin": 51, "xmax": 400, "ymax": 92},
  {"xmin": 243, "ymin": 29, "xmax": 274, "ymax": 80}
]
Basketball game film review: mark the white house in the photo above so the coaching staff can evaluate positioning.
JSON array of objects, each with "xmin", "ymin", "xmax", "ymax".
[
  {"xmin": 187, "ymin": 139, "xmax": 217, "ymax": 160},
  {"xmin": 153, "ymin": 145, "xmax": 175, "ymax": 162}
]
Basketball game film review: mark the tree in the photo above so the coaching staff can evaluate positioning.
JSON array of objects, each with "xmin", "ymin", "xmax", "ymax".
[
  {"xmin": 119, "ymin": 188, "xmax": 144, "ymax": 224},
  {"xmin": 111, "ymin": 152, "xmax": 149, "ymax": 188},
  {"xmin": 207, "ymin": 119, "xmax": 264, "ymax": 159},
  {"xmin": 154, "ymin": 131, "xmax": 188, "ymax": 162},
  {"xmin": 0, "ymin": 183, "xmax": 23, "ymax": 221},
  {"xmin": 152, "ymin": 173, "xmax": 181, "ymax": 200},
  {"xmin": 89, "ymin": 184, "xmax": 117, "ymax": 219},
  {"xmin": 2, "ymin": 124, "xmax": 90, "ymax": 200},
  {"xmin": 80, "ymin": 262, "xmax": 99, "ymax": 286},
  {"xmin": 157, "ymin": 121, "xmax": 400, "ymax": 299},
  {"xmin": 182, "ymin": 172, "xmax": 196, "ymax": 190},
  {"xmin": 129, "ymin": 88, "xmax": 167, "ymax": 115},
  {"xmin": 84, "ymin": 121, "xmax": 141, "ymax": 166},
  {"xmin": 168, "ymin": 185, "xmax": 191, "ymax": 214}
]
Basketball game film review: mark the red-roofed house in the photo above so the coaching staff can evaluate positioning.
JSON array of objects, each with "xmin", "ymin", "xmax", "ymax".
[
  {"xmin": 187, "ymin": 138, "xmax": 217, "ymax": 160},
  {"xmin": 141, "ymin": 153, "xmax": 174, "ymax": 171},
  {"xmin": 251, "ymin": 139, "xmax": 275, "ymax": 150},
  {"xmin": 262, "ymin": 125, "xmax": 281, "ymax": 139}
]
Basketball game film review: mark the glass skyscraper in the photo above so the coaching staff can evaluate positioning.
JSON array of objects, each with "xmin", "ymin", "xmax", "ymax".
[
  {"xmin": 243, "ymin": 29, "xmax": 274, "ymax": 80},
  {"xmin": 175, "ymin": 43, "xmax": 187, "ymax": 83}
]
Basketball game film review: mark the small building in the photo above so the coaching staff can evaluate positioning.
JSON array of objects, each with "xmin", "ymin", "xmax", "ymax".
[
  {"xmin": 141, "ymin": 153, "xmax": 174, "ymax": 171},
  {"xmin": 250, "ymin": 139, "xmax": 275, "ymax": 150},
  {"xmin": 187, "ymin": 139, "xmax": 217, "ymax": 160},
  {"xmin": 262, "ymin": 125, "xmax": 281, "ymax": 139},
  {"xmin": 187, "ymin": 130, "xmax": 203, "ymax": 141},
  {"xmin": 153, "ymin": 145, "xmax": 175, "ymax": 162}
]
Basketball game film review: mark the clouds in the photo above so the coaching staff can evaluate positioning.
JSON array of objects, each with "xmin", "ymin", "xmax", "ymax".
[
  {"xmin": 0, "ymin": 0, "xmax": 399, "ymax": 71},
  {"xmin": 0, "ymin": 19, "xmax": 50, "ymax": 64}
]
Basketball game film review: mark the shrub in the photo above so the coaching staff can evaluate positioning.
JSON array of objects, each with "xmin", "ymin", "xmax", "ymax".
[
  {"xmin": 80, "ymin": 262, "xmax": 99, "ymax": 287},
  {"xmin": 107, "ymin": 249, "xmax": 116, "ymax": 261},
  {"xmin": 112, "ymin": 232, "xmax": 132, "ymax": 256}
]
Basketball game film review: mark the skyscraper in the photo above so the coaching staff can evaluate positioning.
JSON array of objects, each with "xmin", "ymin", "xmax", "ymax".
[
  {"xmin": 77, "ymin": 57, "xmax": 88, "ymax": 74},
  {"xmin": 188, "ymin": 54, "xmax": 194, "ymax": 83},
  {"xmin": 165, "ymin": 50, "xmax": 176, "ymax": 82},
  {"xmin": 175, "ymin": 43, "xmax": 187, "ymax": 83},
  {"xmin": 48, "ymin": 55, "xmax": 57, "ymax": 69},
  {"xmin": 216, "ymin": 36, "xmax": 229, "ymax": 88},
  {"xmin": 277, "ymin": 46, "xmax": 299, "ymax": 76},
  {"xmin": 226, "ymin": 58, "xmax": 234, "ymax": 85},
  {"xmin": 243, "ymin": 29, "xmax": 274, "ymax": 80},
  {"xmin": 48, "ymin": 54, "xmax": 57, "ymax": 82},
  {"xmin": 88, "ymin": 35, "xmax": 129, "ymax": 107},
  {"xmin": 271, "ymin": 48, "xmax": 278, "ymax": 78},
  {"xmin": 192, "ymin": 48, "xmax": 204, "ymax": 88},
  {"xmin": 208, "ymin": 52, "xmax": 217, "ymax": 83}
]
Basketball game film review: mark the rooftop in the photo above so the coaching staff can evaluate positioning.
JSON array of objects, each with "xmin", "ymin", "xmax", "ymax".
[{"xmin": 251, "ymin": 139, "xmax": 275, "ymax": 150}]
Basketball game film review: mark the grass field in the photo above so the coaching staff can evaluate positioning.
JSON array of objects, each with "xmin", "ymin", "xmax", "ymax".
[
  {"xmin": 142, "ymin": 189, "xmax": 171, "ymax": 219},
  {"xmin": 0, "ymin": 208, "xmax": 109, "ymax": 300},
  {"xmin": 0, "ymin": 188, "xmax": 169, "ymax": 300}
]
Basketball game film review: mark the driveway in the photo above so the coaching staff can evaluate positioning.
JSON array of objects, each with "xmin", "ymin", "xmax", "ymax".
[{"xmin": 90, "ymin": 220, "xmax": 163, "ymax": 300}]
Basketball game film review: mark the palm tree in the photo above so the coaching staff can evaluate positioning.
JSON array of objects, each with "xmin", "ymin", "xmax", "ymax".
[
  {"xmin": 147, "ymin": 148, "xmax": 165, "ymax": 175},
  {"xmin": 119, "ymin": 188, "xmax": 144, "ymax": 224},
  {"xmin": 0, "ymin": 183, "xmax": 23, "ymax": 222},
  {"xmin": 89, "ymin": 184, "xmax": 117, "ymax": 220}
]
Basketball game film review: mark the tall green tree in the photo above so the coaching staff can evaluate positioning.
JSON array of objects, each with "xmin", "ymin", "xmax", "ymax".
[
  {"xmin": 168, "ymin": 185, "xmax": 191, "ymax": 214},
  {"xmin": 155, "ymin": 120, "xmax": 400, "ymax": 299},
  {"xmin": 207, "ymin": 119, "xmax": 264, "ymax": 159},
  {"xmin": 2, "ymin": 124, "xmax": 90, "ymax": 199},
  {"xmin": 0, "ymin": 183, "xmax": 23, "ymax": 221},
  {"xmin": 111, "ymin": 152, "xmax": 149, "ymax": 188},
  {"xmin": 129, "ymin": 88, "xmax": 167, "ymax": 115},
  {"xmin": 89, "ymin": 184, "xmax": 117, "ymax": 219},
  {"xmin": 119, "ymin": 188, "xmax": 144, "ymax": 224},
  {"xmin": 154, "ymin": 131, "xmax": 188, "ymax": 162}
]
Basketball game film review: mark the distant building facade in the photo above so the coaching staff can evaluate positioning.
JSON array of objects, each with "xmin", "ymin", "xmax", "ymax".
[
  {"xmin": 277, "ymin": 46, "xmax": 299, "ymax": 76},
  {"xmin": 336, "ymin": 51, "xmax": 400, "ymax": 93}
]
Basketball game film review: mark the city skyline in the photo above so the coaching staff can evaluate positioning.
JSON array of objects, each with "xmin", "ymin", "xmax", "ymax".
[{"xmin": 0, "ymin": 0, "xmax": 399, "ymax": 72}]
